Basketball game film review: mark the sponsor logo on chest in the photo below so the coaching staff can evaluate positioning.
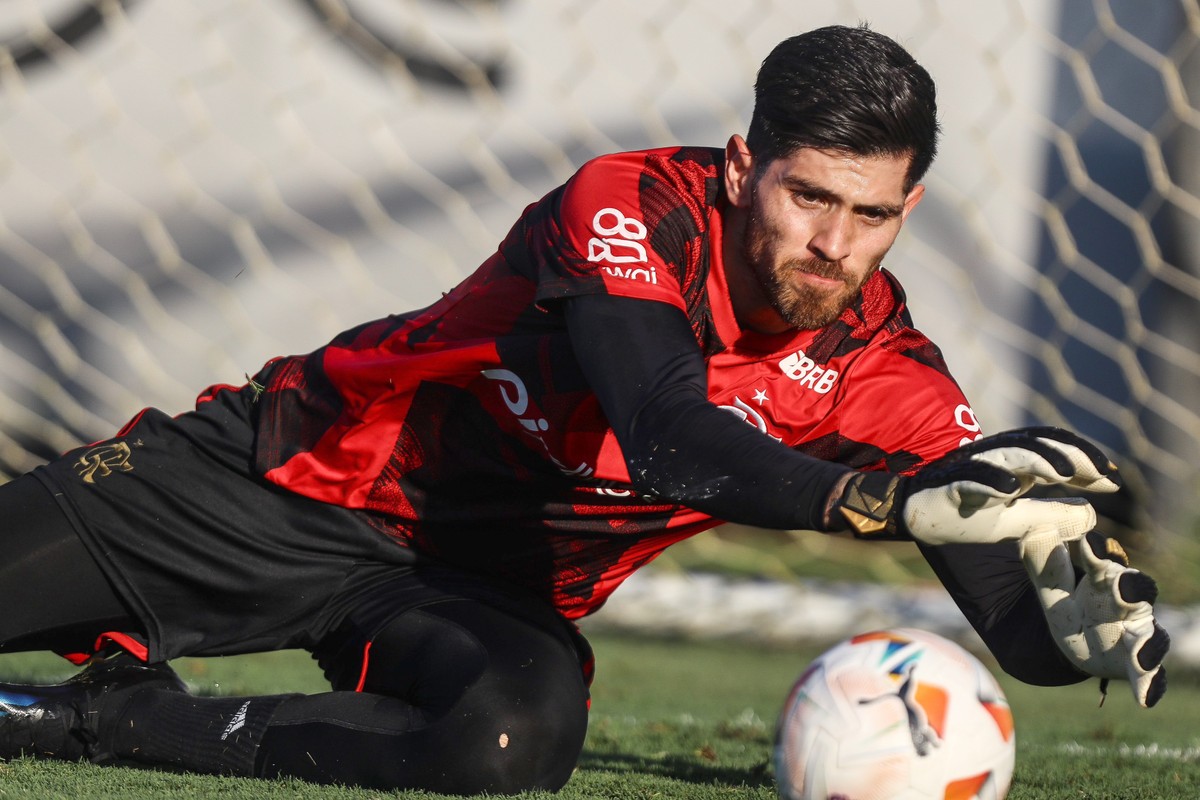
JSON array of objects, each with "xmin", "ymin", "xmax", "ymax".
[{"xmin": 777, "ymin": 348, "xmax": 839, "ymax": 394}]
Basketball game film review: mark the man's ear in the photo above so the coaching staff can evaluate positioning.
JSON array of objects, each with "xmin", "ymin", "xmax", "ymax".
[
  {"xmin": 724, "ymin": 135, "xmax": 755, "ymax": 208},
  {"xmin": 901, "ymin": 183, "xmax": 925, "ymax": 221}
]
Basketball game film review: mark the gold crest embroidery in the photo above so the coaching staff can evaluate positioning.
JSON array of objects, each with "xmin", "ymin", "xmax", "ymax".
[{"xmin": 75, "ymin": 442, "xmax": 134, "ymax": 484}]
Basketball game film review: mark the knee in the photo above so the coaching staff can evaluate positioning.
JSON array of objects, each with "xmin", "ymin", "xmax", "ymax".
[
  {"xmin": 433, "ymin": 686, "xmax": 589, "ymax": 794},
  {"xmin": 354, "ymin": 600, "xmax": 592, "ymax": 793}
]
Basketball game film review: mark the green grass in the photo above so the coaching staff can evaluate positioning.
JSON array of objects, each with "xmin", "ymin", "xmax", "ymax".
[{"xmin": 0, "ymin": 636, "xmax": 1196, "ymax": 799}]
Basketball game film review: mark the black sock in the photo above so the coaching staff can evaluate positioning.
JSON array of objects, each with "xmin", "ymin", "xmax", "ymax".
[{"xmin": 115, "ymin": 690, "xmax": 298, "ymax": 776}]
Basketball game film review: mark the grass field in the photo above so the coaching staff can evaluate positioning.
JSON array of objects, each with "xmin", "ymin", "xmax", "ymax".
[{"xmin": 0, "ymin": 633, "xmax": 1195, "ymax": 799}]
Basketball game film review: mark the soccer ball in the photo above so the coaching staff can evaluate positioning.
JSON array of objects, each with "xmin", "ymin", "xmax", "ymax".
[{"xmin": 773, "ymin": 628, "xmax": 1015, "ymax": 800}]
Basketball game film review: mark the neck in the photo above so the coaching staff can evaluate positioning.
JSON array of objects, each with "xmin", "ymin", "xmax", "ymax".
[{"xmin": 721, "ymin": 207, "xmax": 792, "ymax": 335}]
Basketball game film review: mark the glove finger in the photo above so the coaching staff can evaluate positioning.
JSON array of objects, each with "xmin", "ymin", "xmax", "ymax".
[
  {"xmin": 956, "ymin": 428, "xmax": 1072, "ymax": 459},
  {"xmin": 1017, "ymin": 532, "xmax": 1084, "ymax": 633},
  {"xmin": 1035, "ymin": 434, "xmax": 1121, "ymax": 493},
  {"xmin": 1144, "ymin": 666, "xmax": 1167, "ymax": 708},
  {"xmin": 1023, "ymin": 426, "xmax": 1117, "ymax": 469},
  {"xmin": 1076, "ymin": 533, "xmax": 1159, "ymax": 609},
  {"xmin": 968, "ymin": 442, "xmax": 1076, "ymax": 487},
  {"xmin": 1075, "ymin": 532, "xmax": 1130, "ymax": 587},
  {"xmin": 1137, "ymin": 623, "xmax": 1171, "ymax": 671},
  {"xmin": 1083, "ymin": 530, "xmax": 1130, "ymax": 566},
  {"xmin": 957, "ymin": 427, "xmax": 1120, "ymax": 492},
  {"xmin": 1132, "ymin": 663, "xmax": 1167, "ymax": 708},
  {"xmin": 1117, "ymin": 571, "xmax": 1159, "ymax": 606},
  {"xmin": 1124, "ymin": 613, "xmax": 1169, "ymax": 707},
  {"xmin": 971, "ymin": 444, "xmax": 1117, "ymax": 495}
]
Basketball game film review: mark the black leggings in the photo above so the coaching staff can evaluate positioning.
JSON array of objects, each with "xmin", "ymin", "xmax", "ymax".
[
  {"xmin": 0, "ymin": 475, "xmax": 589, "ymax": 793},
  {"xmin": 0, "ymin": 474, "xmax": 137, "ymax": 654},
  {"xmin": 258, "ymin": 599, "xmax": 589, "ymax": 793}
]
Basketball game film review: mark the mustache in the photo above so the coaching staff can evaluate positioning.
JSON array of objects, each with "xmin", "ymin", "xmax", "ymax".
[{"xmin": 785, "ymin": 257, "xmax": 846, "ymax": 282}]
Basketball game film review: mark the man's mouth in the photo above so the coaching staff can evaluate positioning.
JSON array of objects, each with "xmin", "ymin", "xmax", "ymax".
[{"xmin": 789, "ymin": 261, "xmax": 845, "ymax": 288}]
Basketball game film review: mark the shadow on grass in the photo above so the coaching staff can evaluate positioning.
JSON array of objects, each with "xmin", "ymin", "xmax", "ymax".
[{"xmin": 577, "ymin": 749, "xmax": 773, "ymax": 788}]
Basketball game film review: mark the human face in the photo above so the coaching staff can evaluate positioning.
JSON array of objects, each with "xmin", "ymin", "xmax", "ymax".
[{"xmin": 723, "ymin": 136, "xmax": 925, "ymax": 333}]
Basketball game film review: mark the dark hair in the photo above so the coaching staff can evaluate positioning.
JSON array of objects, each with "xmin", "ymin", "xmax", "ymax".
[{"xmin": 747, "ymin": 25, "xmax": 939, "ymax": 190}]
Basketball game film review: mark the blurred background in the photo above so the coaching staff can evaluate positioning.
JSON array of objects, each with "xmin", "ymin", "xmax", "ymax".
[{"xmin": 0, "ymin": 1, "xmax": 1196, "ymax": 634}]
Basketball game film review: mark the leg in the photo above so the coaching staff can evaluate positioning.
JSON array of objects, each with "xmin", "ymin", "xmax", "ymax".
[
  {"xmin": 0, "ymin": 476, "xmax": 179, "ymax": 762},
  {"xmin": 114, "ymin": 597, "xmax": 589, "ymax": 793},
  {"xmin": 0, "ymin": 475, "xmax": 140, "ymax": 654}
]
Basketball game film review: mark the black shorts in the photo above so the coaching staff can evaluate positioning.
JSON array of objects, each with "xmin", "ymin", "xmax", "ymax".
[{"xmin": 34, "ymin": 385, "xmax": 582, "ymax": 671}]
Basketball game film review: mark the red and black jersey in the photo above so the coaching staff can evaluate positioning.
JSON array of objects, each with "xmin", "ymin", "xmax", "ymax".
[{"xmin": 243, "ymin": 146, "xmax": 979, "ymax": 619}]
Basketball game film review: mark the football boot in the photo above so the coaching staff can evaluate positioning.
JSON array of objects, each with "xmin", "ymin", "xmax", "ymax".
[{"xmin": 0, "ymin": 652, "xmax": 186, "ymax": 762}]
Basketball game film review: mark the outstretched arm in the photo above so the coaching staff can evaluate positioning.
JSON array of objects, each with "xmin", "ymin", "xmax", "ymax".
[
  {"xmin": 567, "ymin": 293, "xmax": 1170, "ymax": 706},
  {"xmin": 566, "ymin": 293, "xmax": 1116, "ymax": 545}
]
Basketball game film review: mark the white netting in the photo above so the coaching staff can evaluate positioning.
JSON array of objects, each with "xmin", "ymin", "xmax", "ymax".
[{"xmin": 0, "ymin": 0, "xmax": 1197, "ymax": 577}]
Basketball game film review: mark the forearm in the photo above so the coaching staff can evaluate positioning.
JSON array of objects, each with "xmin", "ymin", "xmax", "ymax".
[
  {"xmin": 622, "ymin": 380, "xmax": 852, "ymax": 529},
  {"xmin": 565, "ymin": 293, "xmax": 852, "ymax": 531}
]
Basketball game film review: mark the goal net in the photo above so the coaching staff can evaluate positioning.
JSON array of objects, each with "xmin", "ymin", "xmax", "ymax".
[{"xmin": 1, "ymin": 0, "xmax": 1197, "ymax": 584}]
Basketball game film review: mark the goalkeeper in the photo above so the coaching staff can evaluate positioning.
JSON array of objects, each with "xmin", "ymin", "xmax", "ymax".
[{"xmin": 0, "ymin": 24, "xmax": 1169, "ymax": 795}]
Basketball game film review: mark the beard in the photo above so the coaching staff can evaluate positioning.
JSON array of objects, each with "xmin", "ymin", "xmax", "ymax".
[{"xmin": 759, "ymin": 255, "xmax": 870, "ymax": 330}]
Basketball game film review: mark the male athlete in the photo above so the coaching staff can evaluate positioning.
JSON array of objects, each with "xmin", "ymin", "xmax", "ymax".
[{"xmin": 0, "ymin": 24, "xmax": 1169, "ymax": 795}]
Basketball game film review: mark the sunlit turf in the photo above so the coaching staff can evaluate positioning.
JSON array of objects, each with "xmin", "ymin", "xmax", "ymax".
[{"xmin": 0, "ymin": 633, "xmax": 1195, "ymax": 799}]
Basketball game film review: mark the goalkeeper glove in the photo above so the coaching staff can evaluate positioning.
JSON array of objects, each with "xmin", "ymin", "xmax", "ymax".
[
  {"xmin": 1020, "ymin": 528, "xmax": 1169, "ymax": 707},
  {"xmin": 832, "ymin": 427, "xmax": 1119, "ymax": 546}
]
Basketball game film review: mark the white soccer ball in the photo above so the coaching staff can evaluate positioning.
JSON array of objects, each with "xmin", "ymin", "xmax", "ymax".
[{"xmin": 774, "ymin": 628, "xmax": 1016, "ymax": 800}]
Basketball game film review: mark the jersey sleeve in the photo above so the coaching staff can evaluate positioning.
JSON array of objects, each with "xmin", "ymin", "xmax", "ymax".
[{"xmin": 527, "ymin": 151, "xmax": 692, "ymax": 312}]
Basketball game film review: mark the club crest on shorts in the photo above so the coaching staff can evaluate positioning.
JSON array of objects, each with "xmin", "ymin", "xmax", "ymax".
[{"xmin": 74, "ymin": 442, "xmax": 135, "ymax": 484}]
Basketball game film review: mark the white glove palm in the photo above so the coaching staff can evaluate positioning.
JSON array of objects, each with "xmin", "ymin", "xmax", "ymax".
[
  {"xmin": 1020, "ymin": 528, "xmax": 1170, "ymax": 708},
  {"xmin": 836, "ymin": 427, "xmax": 1120, "ymax": 546}
]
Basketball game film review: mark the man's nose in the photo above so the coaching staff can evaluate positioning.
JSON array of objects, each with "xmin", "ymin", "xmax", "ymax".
[{"xmin": 808, "ymin": 212, "xmax": 852, "ymax": 263}]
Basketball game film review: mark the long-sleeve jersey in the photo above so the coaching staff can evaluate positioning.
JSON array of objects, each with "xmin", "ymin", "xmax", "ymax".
[{"xmin": 246, "ymin": 146, "xmax": 982, "ymax": 620}]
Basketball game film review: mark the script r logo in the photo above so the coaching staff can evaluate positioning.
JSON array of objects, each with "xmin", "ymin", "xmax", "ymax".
[{"xmin": 74, "ymin": 442, "xmax": 135, "ymax": 484}]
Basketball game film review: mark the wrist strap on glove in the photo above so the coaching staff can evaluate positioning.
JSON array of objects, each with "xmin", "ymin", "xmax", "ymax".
[{"xmin": 836, "ymin": 472, "xmax": 907, "ymax": 540}]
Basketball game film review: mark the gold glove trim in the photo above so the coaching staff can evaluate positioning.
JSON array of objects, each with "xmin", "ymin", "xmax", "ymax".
[
  {"xmin": 838, "ymin": 473, "xmax": 901, "ymax": 538},
  {"xmin": 1104, "ymin": 537, "xmax": 1130, "ymax": 566},
  {"xmin": 840, "ymin": 507, "xmax": 889, "ymax": 535}
]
